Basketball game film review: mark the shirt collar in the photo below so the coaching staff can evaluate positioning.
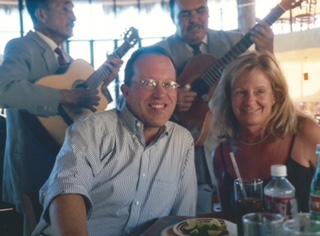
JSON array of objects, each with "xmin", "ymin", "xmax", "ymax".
[
  {"xmin": 186, "ymin": 34, "xmax": 208, "ymax": 52},
  {"xmin": 35, "ymin": 31, "xmax": 59, "ymax": 51},
  {"xmin": 202, "ymin": 34, "xmax": 208, "ymax": 45},
  {"xmin": 119, "ymin": 105, "xmax": 168, "ymax": 145}
]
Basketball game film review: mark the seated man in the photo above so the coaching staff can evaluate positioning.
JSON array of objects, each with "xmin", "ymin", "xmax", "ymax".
[{"xmin": 32, "ymin": 46, "xmax": 197, "ymax": 236}]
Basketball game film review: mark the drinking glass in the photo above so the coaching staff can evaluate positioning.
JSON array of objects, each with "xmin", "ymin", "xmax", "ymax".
[
  {"xmin": 234, "ymin": 178, "xmax": 264, "ymax": 236},
  {"xmin": 243, "ymin": 212, "xmax": 284, "ymax": 236},
  {"xmin": 282, "ymin": 213, "xmax": 320, "ymax": 235}
]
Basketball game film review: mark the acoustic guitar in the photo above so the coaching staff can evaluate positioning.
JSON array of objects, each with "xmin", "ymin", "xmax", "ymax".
[
  {"xmin": 22, "ymin": 27, "xmax": 139, "ymax": 149},
  {"xmin": 171, "ymin": 0, "xmax": 302, "ymax": 147}
]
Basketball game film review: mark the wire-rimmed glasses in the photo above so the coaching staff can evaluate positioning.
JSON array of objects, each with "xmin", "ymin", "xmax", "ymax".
[{"xmin": 133, "ymin": 79, "xmax": 180, "ymax": 91}]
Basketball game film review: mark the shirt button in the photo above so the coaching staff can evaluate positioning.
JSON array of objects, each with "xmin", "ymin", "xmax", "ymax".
[
  {"xmin": 142, "ymin": 173, "xmax": 146, "ymax": 177},
  {"xmin": 136, "ymin": 122, "xmax": 141, "ymax": 127},
  {"xmin": 136, "ymin": 201, "xmax": 140, "ymax": 205}
]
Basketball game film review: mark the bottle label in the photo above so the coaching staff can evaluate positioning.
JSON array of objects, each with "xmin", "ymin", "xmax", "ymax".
[
  {"xmin": 310, "ymin": 195, "xmax": 320, "ymax": 213},
  {"xmin": 264, "ymin": 194, "xmax": 297, "ymax": 220}
]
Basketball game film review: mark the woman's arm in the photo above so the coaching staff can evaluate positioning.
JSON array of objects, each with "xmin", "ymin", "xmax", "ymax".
[{"xmin": 294, "ymin": 117, "xmax": 320, "ymax": 169}]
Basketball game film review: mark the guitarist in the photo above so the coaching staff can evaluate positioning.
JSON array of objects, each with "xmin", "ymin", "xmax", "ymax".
[
  {"xmin": 155, "ymin": 0, "xmax": 274, "ymax": 214},
  {"xmin": 0, "ymin": 0, "xmax": 122, "ymax": 235}
]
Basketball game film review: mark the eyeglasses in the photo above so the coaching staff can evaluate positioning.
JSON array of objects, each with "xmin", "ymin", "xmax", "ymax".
[{"xmin": 133, "ymin": 79, "xmax": 180, "ymax": 91}]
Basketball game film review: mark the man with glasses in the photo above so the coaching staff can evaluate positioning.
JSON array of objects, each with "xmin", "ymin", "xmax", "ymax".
[
  {"xmin": 32, "ymin": 46, "xmax": 197, "ymax": 236},
  {"xmin": 155, "ymin": 0, "xmax": 274, "ymax": 213}
]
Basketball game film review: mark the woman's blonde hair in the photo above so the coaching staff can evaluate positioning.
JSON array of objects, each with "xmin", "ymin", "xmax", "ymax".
[{"xmin": 209, "ymin": 51, "xmax": 307, "ymax": 140}]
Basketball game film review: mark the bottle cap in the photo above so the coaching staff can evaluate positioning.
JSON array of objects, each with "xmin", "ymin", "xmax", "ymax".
[{"xmin": 271, "ymin": 164, "xmax": 287, "ymax": 177}]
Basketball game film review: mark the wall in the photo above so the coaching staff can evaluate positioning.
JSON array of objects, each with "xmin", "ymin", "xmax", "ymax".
[{"xmin": 274, "ymin": 28, "xmax": 320, "ymax": 100}]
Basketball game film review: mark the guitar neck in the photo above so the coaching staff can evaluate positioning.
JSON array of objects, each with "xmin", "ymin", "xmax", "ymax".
[
  {"xmin": 85, "ymin": 41, "xmax": 132, "ymax": 89},
  {"xmin": 199, "ymin": 4, "xmax": 286, "ymax": 89}
]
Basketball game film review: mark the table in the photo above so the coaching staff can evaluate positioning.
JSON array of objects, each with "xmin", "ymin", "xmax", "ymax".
[
  {"xmin": 140, "ymin": 216, "xmax": 189, "ymax": 236},
  {"xmin": 141, "ymin": 213, "xmax": 236, "ymax": 236}
]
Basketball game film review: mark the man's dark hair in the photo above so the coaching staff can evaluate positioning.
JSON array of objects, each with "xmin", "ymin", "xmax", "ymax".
[
  {"xmin": 124, "ymin": 46, "xmax": 175, "ymax": 86},
  {"xmin": 169, "ymin": 0, "xmax": 175, "ymax": 12},
  {"xmin": 26, "ymin": 0, "xmax": 52, "ymax": 23},
  {"xmin": 169, "ymin": 0, "xmax": 208, "ymax": 14}
]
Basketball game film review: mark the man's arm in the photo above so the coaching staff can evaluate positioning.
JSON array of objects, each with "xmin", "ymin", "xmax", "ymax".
[{"xmin": 49, "ymin": 194, "xmax": 89, "ymax": 236}]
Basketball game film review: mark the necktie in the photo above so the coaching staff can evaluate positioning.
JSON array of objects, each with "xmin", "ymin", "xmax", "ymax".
[
  {"xmin": 54, "ymin": 47, "xmax": 68, "ymax": 66},
  {"xmin": 191, "ymin": 44, "xmax": 202, "ymax": 56}
]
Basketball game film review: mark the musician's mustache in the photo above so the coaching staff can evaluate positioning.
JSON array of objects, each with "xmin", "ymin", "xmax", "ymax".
[
  {"xmin": 187, "ymin": 25, "xmax": 204, "ymax": 32},
  {"xmin": 67, "ymin": 22, "xmax": 75, "ymax": 28}
]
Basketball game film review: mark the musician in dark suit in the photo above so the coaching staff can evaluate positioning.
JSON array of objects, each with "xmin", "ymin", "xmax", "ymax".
[
  {"xmin": 155, "ymin": 0, "xmax": 274, "ymax": 213},
  {"xmin": 0, "ymin": 0, "xmax": 122, "ymax": 234}
]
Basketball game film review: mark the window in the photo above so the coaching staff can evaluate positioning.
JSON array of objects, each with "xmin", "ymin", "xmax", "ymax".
[{"xmin": 0, "ymin": 0, "xmax": 238, "ymax": 108}]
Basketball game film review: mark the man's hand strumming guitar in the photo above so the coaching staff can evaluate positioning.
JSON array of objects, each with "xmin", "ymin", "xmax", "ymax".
[{"xmin": 176, "ymin": 84, "xmax": 197, "ymax": 112}]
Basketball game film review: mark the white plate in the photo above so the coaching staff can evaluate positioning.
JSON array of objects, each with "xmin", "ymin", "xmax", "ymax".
[{"xmin": 172, "ymin": 218, "xmax": 237, "ymax": 236}]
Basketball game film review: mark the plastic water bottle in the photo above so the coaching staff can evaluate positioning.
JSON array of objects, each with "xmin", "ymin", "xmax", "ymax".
[
  {"xmin": 264, "ymin": 164, "xmax": 297, "ymax": 220},
  {"xmin": 309, "ymin": 144, "xmax": 320, "ymax": 220}
]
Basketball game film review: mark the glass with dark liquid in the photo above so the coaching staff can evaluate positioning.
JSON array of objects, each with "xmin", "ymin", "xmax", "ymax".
[{"xmin": 234, "ymin": 179, "xmax": 264, "ymax": 236}]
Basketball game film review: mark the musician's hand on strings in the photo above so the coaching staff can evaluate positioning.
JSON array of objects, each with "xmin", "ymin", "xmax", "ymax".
[
  {"xmin": 103, "ymin": 58, "xmax": 123, "ymax": 84},
  {"xmin": 176, "ymin": 84, "xmax": 197, "ymax": 112},
  {"xmin": 250, "ymin": 18, "xmax": 274, "ymax": 54},
  {"xmin": 59, "ymin": 88, "xmax": 100, "ymax": 112}
]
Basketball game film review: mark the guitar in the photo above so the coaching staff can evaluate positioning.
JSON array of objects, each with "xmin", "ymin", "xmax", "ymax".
[
  {"xmin": 171, "ymin": 0, "xmax": 303, "ymax": 147},
  {"xmin": 22, "ymin": 27, "xmax": 139, "ymax": 149}
]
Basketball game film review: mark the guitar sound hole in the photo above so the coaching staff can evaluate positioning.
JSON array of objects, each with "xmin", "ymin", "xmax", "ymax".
[{"xmin": 73, "ymin": 80, "xmax": 88, "ymax": 89}]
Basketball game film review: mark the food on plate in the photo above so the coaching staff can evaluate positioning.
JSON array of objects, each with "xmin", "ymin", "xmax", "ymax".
[{"xmin": 182, "ymin": 218, "xmax": 229, "ymax": 236}]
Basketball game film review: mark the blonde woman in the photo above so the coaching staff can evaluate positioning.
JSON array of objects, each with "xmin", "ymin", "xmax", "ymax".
[{"xmin": 209, "ymin": 51, "xmax": 320, "ymax": 217}]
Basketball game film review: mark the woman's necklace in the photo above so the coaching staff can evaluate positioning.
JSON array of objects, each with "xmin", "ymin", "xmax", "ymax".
[{"xmin": 237, "ymin": 133, "xmax": 269, "ymax": 146}]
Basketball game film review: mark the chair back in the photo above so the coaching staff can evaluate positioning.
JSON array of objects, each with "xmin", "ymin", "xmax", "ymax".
[
  {"xmin": 0, "ymin": 114, "xmax": 5, "ymax": 197},
  {"xmin": 308, "ymin": 0, "xmax": 317, "ymax": 16}
]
